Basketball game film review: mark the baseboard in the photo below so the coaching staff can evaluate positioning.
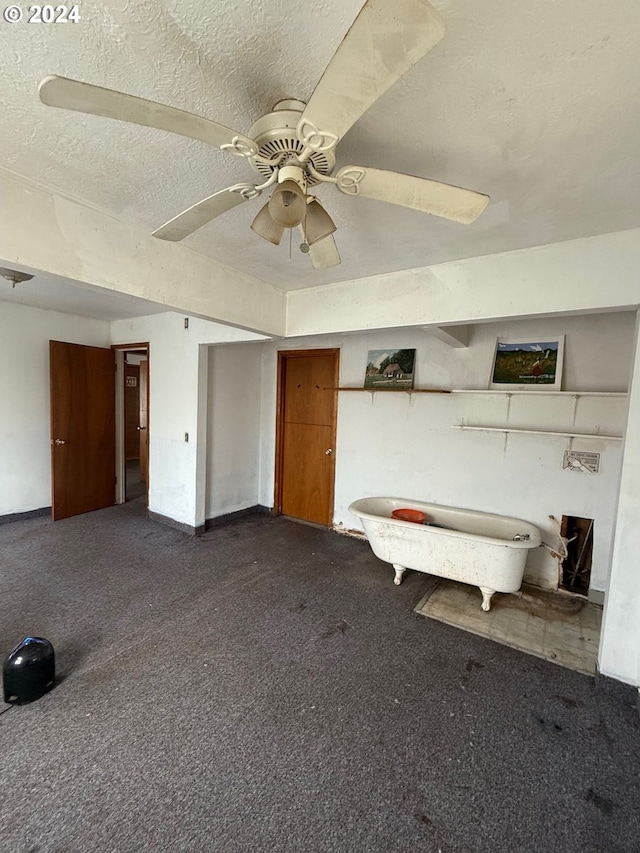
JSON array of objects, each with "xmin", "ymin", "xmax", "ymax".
[
  {"xmin": 148, "ymin": 510, "xmax": 205, "ymax": 537},
  {"xmin": 588, "ymin": 588, "xmax": 605, "ymax": 606},
  {"xmin": 0, "ymin": 507, "xmax": 51, "ymax": 525},
  {"xmin": 205, "ymin": 505, "xmax": 271, "ymax": 530},
  {"xmin": 595, "ymin": 671, "xmax": 639, "ymax": 710},
  {"xmin": 148, "ymin": 505, "xmax": 271, "ymax": 536}
]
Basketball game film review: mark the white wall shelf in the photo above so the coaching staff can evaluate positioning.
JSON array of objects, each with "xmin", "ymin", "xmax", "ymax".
[
  {"xmin": 449, "ymin": 389, "xmax": 627, "ymax": 397},
  {"xmin": 334, "ymin": 388, "xmax": 627, "ymax": 397},
  {"xmin": 453, "ymin": 424, "xmax": 623, "ymax": 441},
  {"xmin": 334, "ymin": 388, "xmax": 627, "ymax": 441}
]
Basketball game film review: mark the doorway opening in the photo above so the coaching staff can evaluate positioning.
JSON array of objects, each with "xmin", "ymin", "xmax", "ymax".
[
  {"xmin": 559, "ymin": 514, "xmax": 593, "ymax": 596},
  {"xmin": 113, "ymin": 344, "xmax": 149, "ymax": 506}
]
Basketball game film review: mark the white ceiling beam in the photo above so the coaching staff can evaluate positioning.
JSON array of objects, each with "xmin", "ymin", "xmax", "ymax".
[
  {"xmin": 0, "ymin": 169, "xmax": 286, "ymax": 338},
  {"xmin": 285, "ymin": 230, "xmax": 640, "ymax": 337}
]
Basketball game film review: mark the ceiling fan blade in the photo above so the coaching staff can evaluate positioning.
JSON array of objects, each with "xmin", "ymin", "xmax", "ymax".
[
  {"xmin": 39, "ymin": 75, "xmax": 258, "ymax": 157},
  {"xmin": 152, "ymin": 185, "xmax": 258, "ymax": 241},
  {"xmin": 334, "ymin": 166, "xmax": 489, "ymax": 224},
  {"xmin": 298, "ymin": 0, "xmax": 445, "ymax": 151}
]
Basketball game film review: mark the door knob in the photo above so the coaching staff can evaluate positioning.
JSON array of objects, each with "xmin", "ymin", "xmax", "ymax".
[
  {"xmin": 325, "ymin": 448, "xmax": 333, "ymax": 455},
  {"xmin": 54, "ymin": 439, "xmax": 66, "ymax": 445},
  {"xmin": 136, "ymin": 426, "xmax": 146, "ymax": 431}
]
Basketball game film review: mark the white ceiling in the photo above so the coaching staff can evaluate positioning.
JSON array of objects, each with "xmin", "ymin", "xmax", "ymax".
[
  {"xmin": 1, "ymin": 0, "xmax": 639, "ymax": 294},
  {"xmin": 0, "ymin": 270, "xmax": 170, "ymax": 321}
]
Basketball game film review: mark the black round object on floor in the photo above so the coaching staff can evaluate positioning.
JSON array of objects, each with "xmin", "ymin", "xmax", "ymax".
[{"xmin": 3, "ymin": 637, "xmax": 55, "ymax": 704}]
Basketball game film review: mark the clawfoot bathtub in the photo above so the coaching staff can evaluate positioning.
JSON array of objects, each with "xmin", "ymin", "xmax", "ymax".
[{"xmin": 348, "ymin": 497, "xmax": 541, "ymax": 611}]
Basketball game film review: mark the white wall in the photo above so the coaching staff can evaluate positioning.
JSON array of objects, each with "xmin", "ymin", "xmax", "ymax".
[
  {"xmin": 205, "ymin": 343, "xmax": 263, "ymax": 519},
  {"xmin": 0, "ymin": 301, "xmax": 110, "ymax": 515},
  {"xmin": 110, "ymin": 313, "xmax": 269, "ymax": 529},
  {"xmin": 599, "ymin": 313, "xmax": 640, "ymax": 686},
  {"xmin": 258, "ymin": 312, "xmax": 635, "ymax": 593}
]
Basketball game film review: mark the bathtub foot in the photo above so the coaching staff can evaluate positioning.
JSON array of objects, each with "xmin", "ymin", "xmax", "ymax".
[
  {"xmin": 479, "ymin": 587, "xmax": 495, "ymax": 611},
  {"xmin": 393, "ymin": 564, "xmax": 406, "ymax": 586}
]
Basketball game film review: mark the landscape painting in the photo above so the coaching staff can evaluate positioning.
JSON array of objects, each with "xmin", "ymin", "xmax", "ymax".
[
  {"xmin": 364, "ymin": 348, "xmax": 416, "ymax": 389},
  {"xmin": 489, "ymin": 336, "xmax": 564, "ymax": 390}
]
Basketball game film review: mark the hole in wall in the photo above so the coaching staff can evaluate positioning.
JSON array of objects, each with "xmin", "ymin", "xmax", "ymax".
[{"xmin": 559, "ymin": 515, "xmax": 593, "ymax": 596}]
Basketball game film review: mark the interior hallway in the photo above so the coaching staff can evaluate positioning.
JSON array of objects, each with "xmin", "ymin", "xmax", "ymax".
[
  {"xmin": 125, "ymin": 458, "xmax": 146, "ymax": 501},
  {"xmin": 1, "ymin": 501, "xmax": 638, "ymax": 852}
]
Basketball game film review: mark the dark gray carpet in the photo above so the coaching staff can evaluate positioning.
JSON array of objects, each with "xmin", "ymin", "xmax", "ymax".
[{"xmin": 1, "ymin": 499, "xmax": 638, "ymax": 853}]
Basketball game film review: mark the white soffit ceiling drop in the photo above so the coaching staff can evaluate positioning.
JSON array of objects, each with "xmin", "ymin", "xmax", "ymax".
[
  {"xmin": 0, "ymin": 0, "xmax": 639, "ymax": 292},
  {"xmin": 0, "ymin": 270, "xmax": 170, "ymax": 321}
]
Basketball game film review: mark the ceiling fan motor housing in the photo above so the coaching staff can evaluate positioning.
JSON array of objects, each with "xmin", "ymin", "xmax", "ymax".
[{"xmin": 248, "ymin": 100, "xmax": 335, "ymax": 186}]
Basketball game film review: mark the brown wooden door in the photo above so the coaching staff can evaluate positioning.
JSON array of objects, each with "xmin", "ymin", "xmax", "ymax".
[
  {"xmin": 138, "ymin": 358, "xmax": 149, "ymax": 484},
  {"xmin": 277, "ymin": 349, "xmax": 339, "ymax": 527},
  {"xmin": 50, "ymin": 341, "xmax": 116, "ymax": 520}
]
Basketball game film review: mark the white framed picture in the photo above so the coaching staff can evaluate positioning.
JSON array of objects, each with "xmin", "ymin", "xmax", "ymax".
[{"xmin": 489, "ymin": 336, "xmax": 565, "ymax": 390}]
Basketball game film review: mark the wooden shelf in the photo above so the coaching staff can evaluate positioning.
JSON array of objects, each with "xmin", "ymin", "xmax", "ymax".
[
  {"xmin": 453, "ymin": 425, "xmax": 623, "ymax": 441},
  {"xmin": 332, "ymin": 387, "xmax": 450, "ymax": 394}
]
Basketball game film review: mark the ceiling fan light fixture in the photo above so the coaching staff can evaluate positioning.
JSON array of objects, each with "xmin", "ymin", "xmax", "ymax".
[
  {"xmin": 250, "ymin": 202, "xmax": 284, "ymax": 245},
  {"xmin": 303, "ymin": 198, "xmax": 337, "ymax": 246},
  {"xmin": 36, "ymin": 1, "xmax": 488, "ymax": 274},
  {"xmin": 268, "ymin": 180, "xmax": 307, "ymax": 228}
]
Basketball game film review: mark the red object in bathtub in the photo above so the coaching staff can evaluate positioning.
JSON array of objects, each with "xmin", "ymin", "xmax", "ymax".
[{"xmin": 392, "ymin": 508, "xmax": 428, "ymax": 524}]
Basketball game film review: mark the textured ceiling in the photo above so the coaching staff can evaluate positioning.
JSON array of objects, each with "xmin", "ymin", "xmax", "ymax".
[
  {"xmin": 0, "ymin": 270, "xmax": 170, "ymax": 320},
  {"xmin": 1, "ymin": 0, "xmax": 639, "ymax": 292}
]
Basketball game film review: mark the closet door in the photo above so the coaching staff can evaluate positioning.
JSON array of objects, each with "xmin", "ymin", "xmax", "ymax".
[{"xmin": 276, "ymin": 349, "xmax": 339, "ymax": 527}]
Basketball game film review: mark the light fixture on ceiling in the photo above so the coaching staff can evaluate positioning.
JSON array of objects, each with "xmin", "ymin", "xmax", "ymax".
[
  {"xmin": 303, "ymin": 197, "xmax": 337, "ymax": 246},
  {"xmin": 267, "ymin": 165, "xmax": 307, "ymax": 229},
  {"xmin": 250, "ymin": 202, "xmax": 285, "ymax": 245},
  {"xmin": 37, "ymin": 0, "xmax": 493, "ymax": 272},
  {"xmin": 0, "ymin": 267, "xmax": 34, "ymax": 288}
]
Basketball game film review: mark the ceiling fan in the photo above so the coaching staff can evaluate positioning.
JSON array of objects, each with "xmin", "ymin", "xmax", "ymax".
[{"xmin": 38, "ymin": 0, "xmax": 489, "ymax": 270}]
